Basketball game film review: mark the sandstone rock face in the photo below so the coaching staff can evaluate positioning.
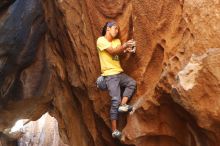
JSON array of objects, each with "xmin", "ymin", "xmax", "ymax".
[{"xmin": 0, "ymin": 0, "xmax": 219, "ymax": 146}]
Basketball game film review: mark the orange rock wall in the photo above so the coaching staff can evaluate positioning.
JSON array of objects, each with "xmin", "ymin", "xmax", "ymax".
[{"xmin": 0, "ymin": 0, "xmax": 219, "ymax": 146}]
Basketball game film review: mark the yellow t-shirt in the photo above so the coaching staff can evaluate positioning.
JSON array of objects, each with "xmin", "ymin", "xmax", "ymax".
[{"xmin": 97, "ymin": 36, "xmax": 123, "ymax": 76}]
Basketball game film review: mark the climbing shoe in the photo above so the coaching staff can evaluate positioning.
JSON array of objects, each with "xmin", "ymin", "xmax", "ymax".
[
  {"xmin": 118, "ymin": 104, "xmax": 133, "ymax": 113},
  {"xmin": 112, "ymin": 129, "xmax": 122, "ymax": 139}
]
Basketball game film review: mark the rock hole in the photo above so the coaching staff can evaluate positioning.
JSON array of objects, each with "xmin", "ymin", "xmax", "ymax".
[{"xmin": 3, "ymin": 112, "xmax": 68, "ymax": 146}]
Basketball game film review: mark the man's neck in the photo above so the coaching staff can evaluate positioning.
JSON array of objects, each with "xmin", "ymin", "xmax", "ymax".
[{"xmin": 105, "ymin": 34, "xmax": 113, "ymax": 42}]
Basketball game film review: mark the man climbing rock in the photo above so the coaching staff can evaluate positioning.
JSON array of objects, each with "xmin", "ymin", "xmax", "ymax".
[{"xmin": 96, "ymin": 21, "xmax": 137, "ymax": 139}]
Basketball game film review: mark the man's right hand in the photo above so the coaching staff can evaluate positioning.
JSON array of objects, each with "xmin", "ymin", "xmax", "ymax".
[
  {"xmin": 123, "ymin": 39, "xmax": 136, "ymax": 53},
  {"xmin": 124, "ymin": 39, "xmax": 136, "ymax": 47}
]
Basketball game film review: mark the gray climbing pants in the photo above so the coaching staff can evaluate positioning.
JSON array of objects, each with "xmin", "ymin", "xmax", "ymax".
[{"xmin": 105, "ymin": 73, "xmax": 136, "ymax": 120}]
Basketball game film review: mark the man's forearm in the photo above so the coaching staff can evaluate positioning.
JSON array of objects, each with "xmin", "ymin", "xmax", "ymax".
[
  {"xmin": 106, "ymin": 44, "xmax": 127, "ymax": 56},
  {"xmin": 113, "ymin": 45, "xmax": 126, "ymax": 55}
]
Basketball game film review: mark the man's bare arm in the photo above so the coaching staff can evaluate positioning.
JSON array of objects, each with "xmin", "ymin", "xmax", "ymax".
[
  {"xmin": 105, "ymin": 44, "xmax": 127, "ymax": 56},
  {"xmin": 105, "ymin": 40, "xmax": 135, "ymax": 56}
]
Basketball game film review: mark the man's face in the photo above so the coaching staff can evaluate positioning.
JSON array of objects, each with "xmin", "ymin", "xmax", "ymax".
[{"xmin": 107, "ymin": 25, "xmax": 119, "ymax": 38}]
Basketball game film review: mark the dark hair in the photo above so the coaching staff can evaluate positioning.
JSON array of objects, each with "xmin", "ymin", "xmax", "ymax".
[
  {"xmin": 101, "ymin": 22, "xmax": 109, "ymax": 36},
  {"xmin": 101, "ymin": 21, "xmax": 120, "ymax": 38}
]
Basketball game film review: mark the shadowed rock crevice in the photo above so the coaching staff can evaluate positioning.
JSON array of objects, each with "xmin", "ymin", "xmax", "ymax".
[
  {"xmin": 0, "ymin": 0, "xmax": 46, "ymax": 101},
  {"xmin": 0, "ymin": 132, "xmax": 18, "ymax": 146},
  {"xmin": 0, "ymin": 0, "xmax": 16, "ymax": 10}
]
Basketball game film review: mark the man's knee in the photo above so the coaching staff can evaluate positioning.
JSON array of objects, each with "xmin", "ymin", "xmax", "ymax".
[
  {"xmin": 128, "ymin": 79, "xmax": 137, "ymax": 89},
  {"xmin": 110, "ymin": 97, "xmax": 120, "ymax": 120},
  {"xmin": 111, "ymin": 96, "xmax": 121, "ymax": 108},
  {"xmin": 123, "ymin": 79, "xmax": 137, "ymax": 99}
]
